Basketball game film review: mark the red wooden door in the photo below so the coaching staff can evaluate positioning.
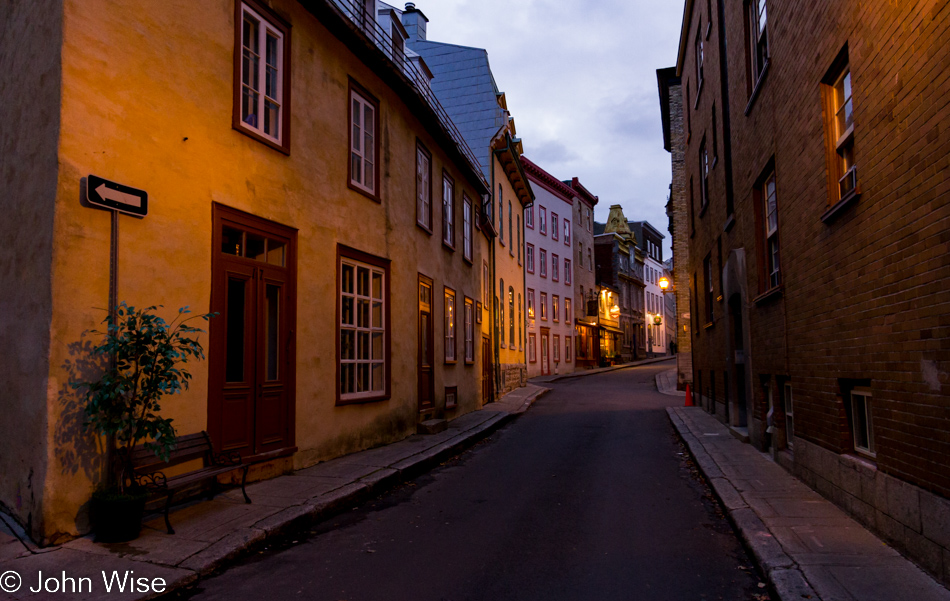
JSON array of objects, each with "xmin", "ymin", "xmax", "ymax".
[{"xmin": 210, "ymin": 205, "xmax": 296, "ymax": 458}]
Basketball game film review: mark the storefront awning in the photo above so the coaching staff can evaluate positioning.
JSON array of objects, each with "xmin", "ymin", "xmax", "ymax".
[{"xmin": 599, "ymin": 324, "xmax": 623, "ymax": 335}]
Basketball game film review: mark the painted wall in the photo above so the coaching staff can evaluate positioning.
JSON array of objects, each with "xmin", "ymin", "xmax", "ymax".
[
  {"xmin": 525, "ymin": 180, "xmax": 575, "ymax": 378},
  {"xmin": 491, "ymin": 156, "xmax": 526, "ymax": 394},
  {"xmin": 32, "ymin": 0, "xmax": 485, "ymax": 542},
  {"xmin": 0, "ymin": 0, "xmax": 63, "ymax": 541}
]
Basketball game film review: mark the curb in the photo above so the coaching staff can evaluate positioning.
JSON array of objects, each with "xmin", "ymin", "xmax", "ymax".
[
  {"xmin": 654, "ymin": 369, "xmax": 685, "ymax": 397},
  {"xmin": 666, "ymin": 408, "xmax": 820, "ymax": 601},
  {"xmin": 158, "ymin": 394, "xmax": 546, "ymax": 597}
]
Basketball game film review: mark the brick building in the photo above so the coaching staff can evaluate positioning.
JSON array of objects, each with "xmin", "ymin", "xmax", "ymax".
[{"xmin": 665, "ymin": 0, "xmax": 950, "ymax": 583}]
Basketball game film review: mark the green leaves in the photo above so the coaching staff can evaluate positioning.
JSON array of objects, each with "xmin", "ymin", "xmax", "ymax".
[{"xmin": 75, "ymin": 302, "xmax": 216, "ymax": 493}]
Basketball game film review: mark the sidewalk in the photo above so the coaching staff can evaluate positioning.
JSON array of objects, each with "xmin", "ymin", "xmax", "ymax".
[
  {"xmin": 530, "ymin": 354, "xmax": 675, "ymax": 383},
  {"xmin": 0, "ymin": 384, "xmax": 548, "ymax": 600},
  {"xmin": 668, "ymin": 406, "xmax": 950, "ymax": 601},
  {"xmin": 655, "ymin": 367, "xmax": 682, "ymax": 396}
]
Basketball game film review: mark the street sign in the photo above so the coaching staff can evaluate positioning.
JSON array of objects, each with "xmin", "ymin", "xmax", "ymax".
[{"xmin": 87, "ymin": 175, "xmax": 148, "ymax": 217}]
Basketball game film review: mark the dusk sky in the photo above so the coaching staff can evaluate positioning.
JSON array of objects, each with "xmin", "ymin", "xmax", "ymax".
[{"xmin": 414, "ymin": 0, "xmax": 684, "ymax": 258}]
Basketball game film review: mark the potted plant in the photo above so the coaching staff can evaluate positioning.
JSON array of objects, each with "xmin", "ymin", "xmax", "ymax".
[{"xmin": 73, "ymin": 303, "xmax": 214, "ymax": 542}]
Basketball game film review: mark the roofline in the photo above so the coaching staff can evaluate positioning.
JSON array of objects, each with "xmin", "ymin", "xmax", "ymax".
[
  {"xmin": 494, "ymin": 133, "xmax": 535, "ymax": 207},
  {"xmin": 567, "ymin": 177, "xmax": 599, "ymax": 207},
  {"xmin": 656, "ymin": 67, "xmax": 679, "ymax": 152},
  {"xmin": 675, "ymin": 0, "xmax": 695, "ymax": 77},
  {"xmin": 630, "ymin": 220, "xmax": 666, "ymax": 240},
  {"xmin": 520, "ymin": 156, "xmax": 576, "ymax": 204}
]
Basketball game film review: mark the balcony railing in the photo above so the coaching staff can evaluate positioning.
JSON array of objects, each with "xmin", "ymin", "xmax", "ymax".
[{"xmin": 325, "ymin": 0, "xmax": 486, "ymax": 187}]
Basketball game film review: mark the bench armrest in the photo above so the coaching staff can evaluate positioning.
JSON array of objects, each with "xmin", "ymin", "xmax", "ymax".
[{"xmin": 134, "ymin": 471, "xmax": 168, "ymax": 490}]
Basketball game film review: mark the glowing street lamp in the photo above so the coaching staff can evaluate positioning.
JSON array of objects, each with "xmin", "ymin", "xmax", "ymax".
[{"xmin": 658, "ymin": 276, "xmax": 670, "ymax": 291}]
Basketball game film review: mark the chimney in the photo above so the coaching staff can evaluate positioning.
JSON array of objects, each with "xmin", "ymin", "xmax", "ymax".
[{"xmin": 401, "ymin": 2, "xmax": 428, "ymax": 41}]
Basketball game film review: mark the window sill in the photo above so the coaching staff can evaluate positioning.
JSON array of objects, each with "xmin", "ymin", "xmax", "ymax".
[
  {"xmin": 703, "ymin": 321, "xmax": 714, "ymax": 330},
  {"xmin": 417, "ymin": 222, "xmax": 432, "ymax": 235},
  {"xmin": 444, "ymin": 359, "xmax": 458, "ymax": 366},
  {"xmin": 348, "ymin": 181, "xmax": 380, "ymax": 203},
  {"xmin": 753, "ymin": 285, "xmax": 783, "ymax": 305},
  {"xmin": 723, "ymin": 213, "xmax": 736, "ymax": 233},
  {"xmin": 744, "ymin": 60, "xmax": 770, "ymax": 116},
  {"xmin": 233, "ymin": 123, "xmax": 291, "ymax": 155},
  {"xmin": 337, "ymin": 393, "xmax": 391, "ymax": 406},
  {"xmin": 821, "ymin": 190, "xmax": 861, "ymax": 224},
  {"xmin": 464, "ymin": 360, "xmax": 475, "ymax": 366},
  {"xmin": 442, "ymin": 241, "xmax": 456, "ymax": 253}
]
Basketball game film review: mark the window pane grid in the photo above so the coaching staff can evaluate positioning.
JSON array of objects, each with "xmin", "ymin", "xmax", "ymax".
[
  {"xmin": 341, "ymin": 260, "xmax": 385, "ymax": 399},
  {"xmin": 350, "ymin": 92, "xmax": 376, "ymax": 193},
  {"xmin": 240, "ymin": 5, "xmax": 282, "ymax": 142}
]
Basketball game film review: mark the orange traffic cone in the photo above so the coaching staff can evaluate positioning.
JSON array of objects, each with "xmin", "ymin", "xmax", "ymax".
[{"xmin": 684, "ymin": 383, "xmax": 694, "ymax": 407}]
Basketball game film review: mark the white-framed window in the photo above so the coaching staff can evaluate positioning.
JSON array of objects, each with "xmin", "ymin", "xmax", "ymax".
[
  {"xmin": 783, "ymin": 382, "xmax": 794, "ymax": 448},
  {"xmin": 340, "ymin": 256, "xmax": 386, "ymax": 400},
  {"xmin": 464, "ymin": 297, "xmax": 474, "ymax": 363},
  {"xmin": 444, "ymin": 287, "xmax": 456, "ymax": 362},
  {"xmin": 526, "ymin": 243, "xmax": 535, "ymax": 273},
  {"xmin": 540, "ymin": 207, "xmax": 547, "ymax": 235},
  {"xmin": 463, "ymin": 195, "xmax": 473, "ymax": 262},
  {"xmin": 540, "ymin": 292, "xmax": 547, "ymax": 320},
  {"xmin": 747, "ymin": 0, "xmax": 769, "ymax": 84},
  {"xmin": 565, "ymin": 335, "xmax": 572, "ymax": 363},
  {"xmin": 564, "ymin": 219, "xmax": 571, "ymax": 245},
  {"xmin": 526, "ymin": 205, "xmax": 534, "ymax": 228},
  {"xmin": 553, "ymin": 295, "xmax": 559, "ymax": 323},
  {"xmin": 565, "ymin": 258, "xmax": 572, "ymax": 285},
  {"xmin": 834, "ymin": 67, "xmax": 856, "ymax": 197},
  {"xmin": 553, "ymin": 335, "xmax": 560, "ymax": 362},
  {"xmin": 528, "ymin": 333, "xmax": 537, "ymax": 362},
  {"xmin": 527, "ymin": 288, "xmax": 535, "ymax": 321},
  {"xmin": 850, "ymin": 387, "xmax": 875, "ymax": 457},
  {"xmin": 350, "ymin": 88, "xmax": 377, "ymax": 195},
  {"xmin": 442, "ymin": 173, "xmax": 455, "ymax": 248},
  {"xmin": 416, "ymin": 144, "xmax": 431, "ymax": 230},
  {"xmin": 552, "ymin": 213, "xmax": 559, "ymax": 241},
  {"xmin": 552, "ymin": 253, "xmax": 560, "ymax": 282},
  {"xmin": 540, "ymin": 249, "xmax": 547, "ymax": 278},
  {"xmin": 565, "ymin": 298, "xmax": 572, "ymax": 324},
  {"xmin": 238, "ymin": 2, "xmax": 287, "ymax": 146},
  {"xmin": 763, "ymin": 172, "xmax": 780, "ymax": 288}
]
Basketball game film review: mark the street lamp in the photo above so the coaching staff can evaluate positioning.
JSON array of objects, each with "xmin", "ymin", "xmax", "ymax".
[{"xmin": 658, "ymin": 275, "xmax": 670, "ymax": 291}]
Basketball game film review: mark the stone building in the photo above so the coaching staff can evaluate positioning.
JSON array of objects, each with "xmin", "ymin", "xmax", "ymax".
[
  {"xmin": 628, "ymin": 221, "xmax": 667, "ymax": 357},
  {"xmin": 665, "ymin": 0, "xmax": 950, "ymax": 583},
  {"xmin": 406, "ymin": 4, "xmax": 534, "ymax": 396},
  {"xmin": 568, "ymin": 178, "xmax": 599, "ymax": 369},
  {"xmin": 0, "ymin": 0, "xmax": 491, "ymax": 544},
  {"xmin": 595, "ymin": 206, "xmax": 645, "ymax": 362},
  {"xmin": 658, "ymin": 67, "xmax": 691, "ymax": 388}
]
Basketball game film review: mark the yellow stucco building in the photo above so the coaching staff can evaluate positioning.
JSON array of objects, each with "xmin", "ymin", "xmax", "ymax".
[{"xmin": 0, "ymin": 0, "xmax": 495, "ymax": 544}]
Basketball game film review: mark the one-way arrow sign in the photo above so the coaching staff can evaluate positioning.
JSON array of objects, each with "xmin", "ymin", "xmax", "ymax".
[{"xmin": 86, "ymin": 175, "xmax": 148, "ymax": 217}]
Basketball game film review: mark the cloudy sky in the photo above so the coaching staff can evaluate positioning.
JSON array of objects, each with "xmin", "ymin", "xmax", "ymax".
[{"xmin": 414, "ymin": 0, "xmax": 685, "ymax": 258}]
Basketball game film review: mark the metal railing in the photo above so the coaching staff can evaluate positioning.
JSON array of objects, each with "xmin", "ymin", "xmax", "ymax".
[{"xmin": 326, "ymin": 0, "xmax": 487, "ymax": 187}]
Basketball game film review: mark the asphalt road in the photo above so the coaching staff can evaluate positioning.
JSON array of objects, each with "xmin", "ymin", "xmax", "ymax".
[{"xmin": 174, "ymin": 361, "xmax": 767, "ymax": 601}]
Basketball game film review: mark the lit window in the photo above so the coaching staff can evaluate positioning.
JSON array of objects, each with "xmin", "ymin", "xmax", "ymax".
[
  {"xmin": 565, "ymin": 298, "xmax": 572, "ymax": 324},
  {"xmin": 340, "ymin": 254, "xmax": 387, "ymax": 401},
  {"xmin": 349, "ymin": 88, "xmax": 377, "ymax": 195},
  {"xmin": 540, "ymin": 292, "xmax": 547, "ymax": 320},
  {"xmin": 553, "ymin": 295, "xmax": 559, "ymax": 323},
  {"xmin": 509, "ymin": 287, "xmax": 515, "ymax": 346},
  {"xmin": 237, "ymin": 1, "xmax": 289, "ymax": 150},
  {"xmin": 444, "ymin": 287, "xmax": 456, "ymax": 362},
  {"xmin": 499, "ymin": 279, "xmax": 505, "ymax": 345},
  {"xmin": 821, "ymin": 50, "xmax": 859, "ymax": 208},
  {"xmin": 527, "ymin": 289, "xmax": 535, "ymax": 321}
]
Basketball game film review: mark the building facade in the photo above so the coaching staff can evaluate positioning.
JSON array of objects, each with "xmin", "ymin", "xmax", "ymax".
[
  {"xmin": 668, "ymin": 0, "xmax": 950, "ymax": 583},
  {"xmin": 569, "ymin": 179, "xmax": 599, "ymax": 369},
  {"xmin": 0, "ymin": 0, "xmax": 491, "ymax": 544},
  {"xmin": 407, "ymin": 6, "xmax": 534, "ymax": 396},
  {"xmin": 629, "ymin": 221, "xmax": 667, "ymax": 356},
  {"xmin": 521, "ymin": 158, "xmax": 576, "ymax": 378},
  {"xmin": 596, "ymin": 205, "xmax": 646, "ymax": 362},
  {"xmin": 658, "ymin": 67, "xmax": 691, "ymax": 388}
]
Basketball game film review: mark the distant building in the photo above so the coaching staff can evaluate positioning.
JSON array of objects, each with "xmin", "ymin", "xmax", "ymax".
[
  {"xmin": 663, "ymin": 0, "xmax": 950, "ymax": 584},
  {"xmin": 595, "ymin": 205, "xmax": 645, "ymax": 362},
  {"xmin": 628, "ymin": 221, "xmax": 667, "ymax": 357},
  {"xmin": 568, "ymin": 178, "xmax": 599, "ymax": 369},
  {"xmin": 521, "ymin": 157, "xmax": 576, "ymax": 378}
]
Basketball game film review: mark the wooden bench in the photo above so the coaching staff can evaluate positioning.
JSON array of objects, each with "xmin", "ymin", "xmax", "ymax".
[{"xmin": 130, "ymin": 432, "xmax": 250, "ymax": 534}]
